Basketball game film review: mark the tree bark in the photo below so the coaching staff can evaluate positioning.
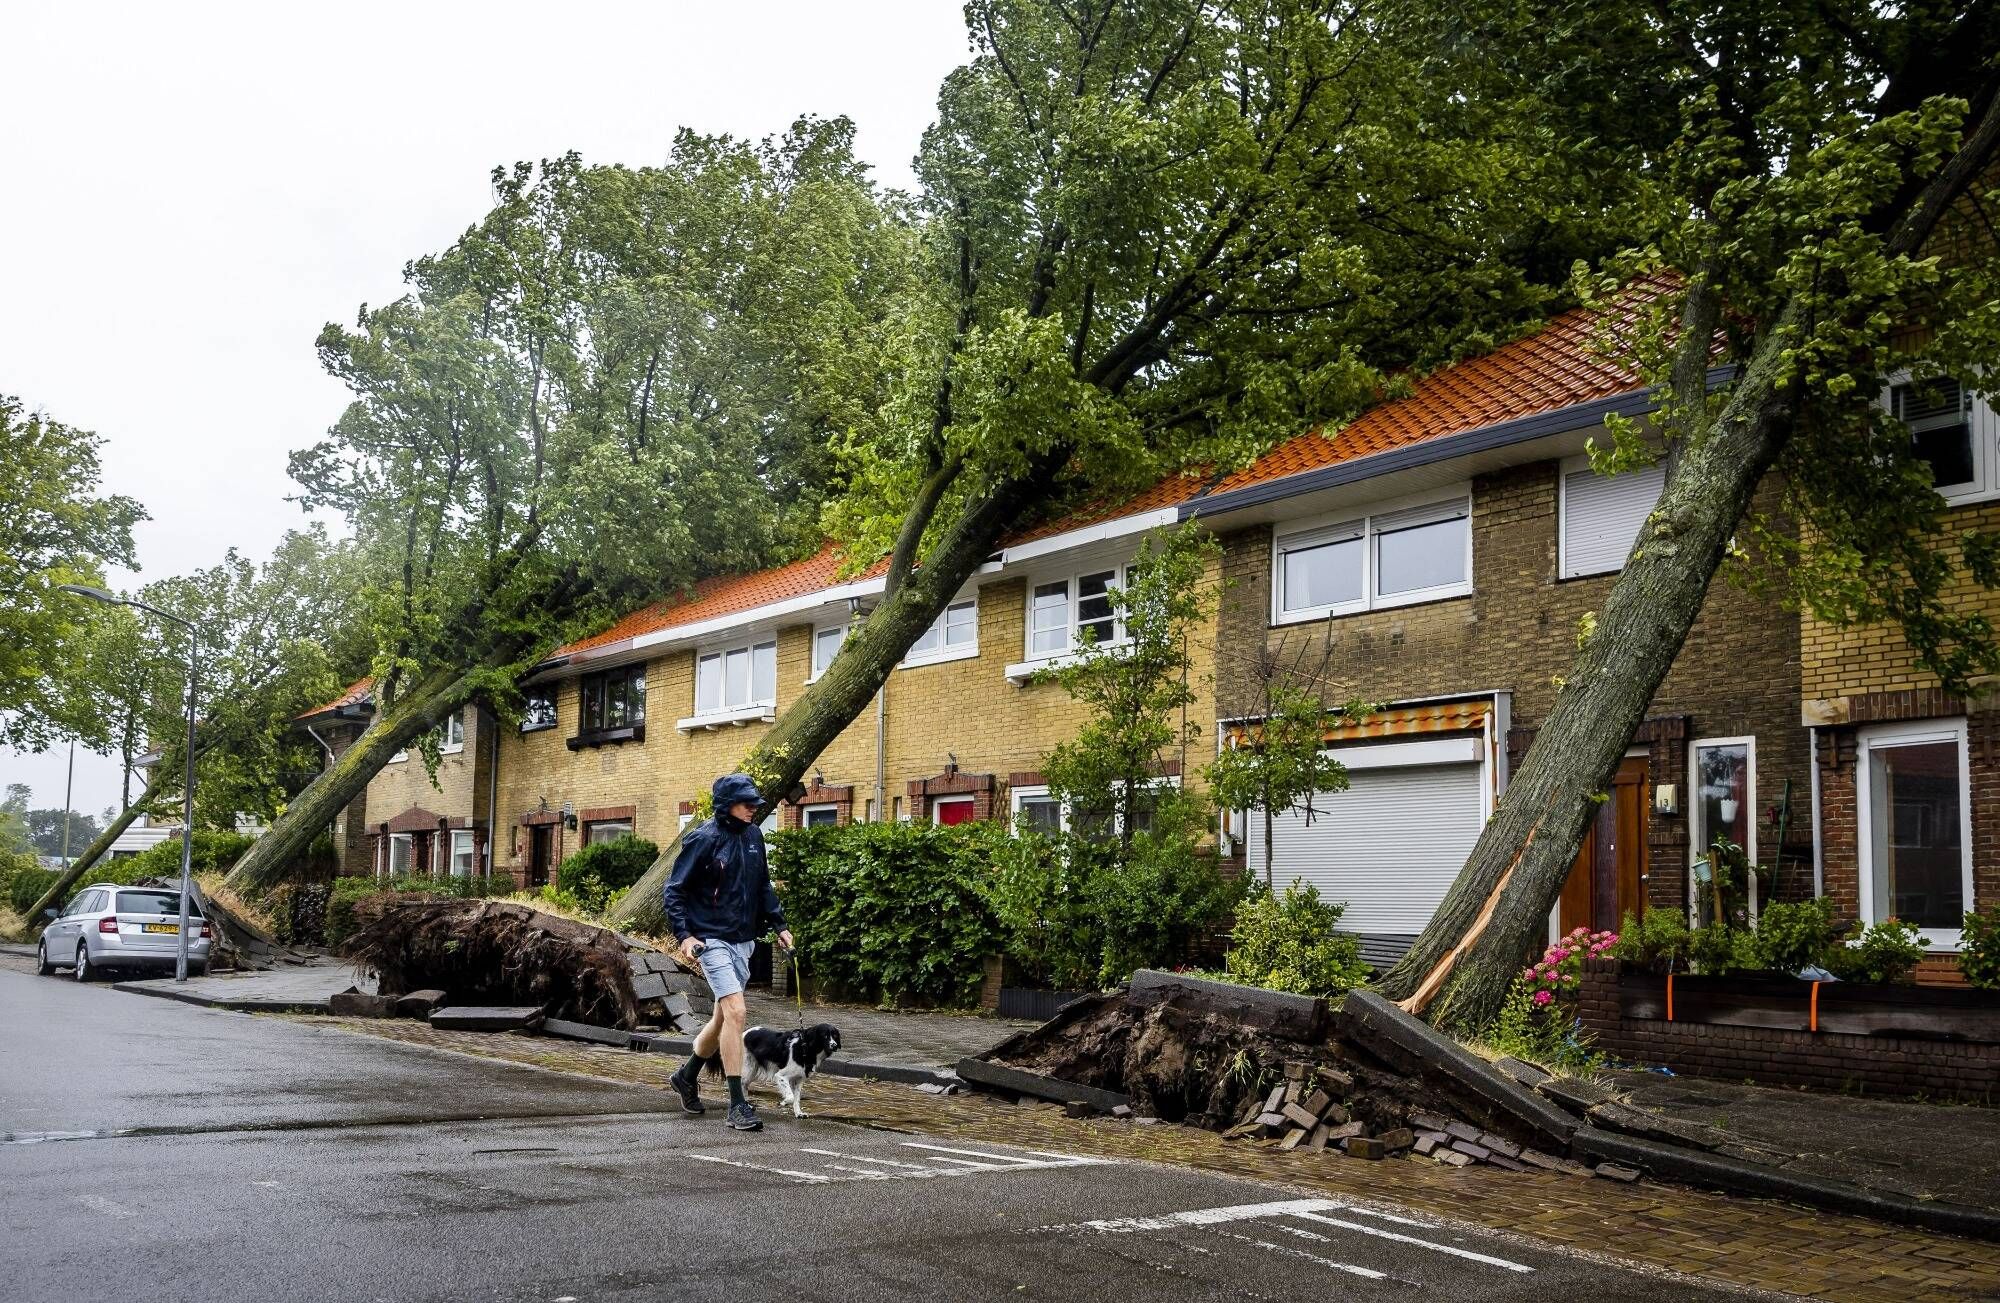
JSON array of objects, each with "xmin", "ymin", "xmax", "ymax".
[
  {"xmin": 606, "ymin": 457, "xmax": 1066, "ymax": 935},
  {"xmin": 24, "ymin": 764, "xmax": 177, "ymax": 923},
  {"xmin": 1376, "ymin": 302, "xmax": 1804, "ymax": 1030},
  {"xmin": 220, "ymin": 665, "xmax": 476, "ymax": 893}
]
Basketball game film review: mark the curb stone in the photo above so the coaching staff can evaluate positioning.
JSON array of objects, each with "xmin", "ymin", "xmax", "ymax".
[{"xmin": 110, "ymin": 981, "xmax": 332, "ymax": 1015}]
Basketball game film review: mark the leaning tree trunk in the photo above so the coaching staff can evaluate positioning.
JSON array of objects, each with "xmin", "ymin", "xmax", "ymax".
[
  {"xmin": 606, "ymin": 459, "xmax": 1065, "ymax": 936},
  {"xmin": 220, "ymin": 666, "xmax": 475, "ymax": 893},
  {"xmin": 1376, "ymin": 307, "xmax": 1803, "ymax": 1031},
  {"xmin": 25, "ymin": 763, "xmax": 179, "ymax": 923}
]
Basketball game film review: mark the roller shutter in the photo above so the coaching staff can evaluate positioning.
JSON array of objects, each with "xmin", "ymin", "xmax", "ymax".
[{"xmin": 1245, "ymin": 762, "xmax": 1485, "ymax": 936}]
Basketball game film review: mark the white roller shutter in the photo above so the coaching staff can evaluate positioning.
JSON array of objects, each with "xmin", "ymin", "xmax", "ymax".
[
  {"xmin": 1562, "ymin": 459, "xmax": 1666, "ymax": 578},
  {"xmin": 1245, "ymin": 763, "xmax": 1484, "ymax": 935}
]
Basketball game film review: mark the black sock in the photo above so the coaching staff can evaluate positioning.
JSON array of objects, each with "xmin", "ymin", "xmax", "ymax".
[
  {"xmin": 678, "ymin": 1054, "xmax": 711, "ymax": 1084},
  {"xmin": 727, "ymin": 1075, "xmax": 747, "ymax": 1107}
]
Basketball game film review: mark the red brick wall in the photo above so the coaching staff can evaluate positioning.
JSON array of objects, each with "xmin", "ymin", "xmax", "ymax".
[{"xmin": 1577, "ymin": 960, "xmax": 1997, "ymax": 1102}]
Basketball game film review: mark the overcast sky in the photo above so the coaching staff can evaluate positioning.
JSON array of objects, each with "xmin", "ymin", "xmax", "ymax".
[{"xmin": 1, "ymin": 1, "xmax": 968, "ymax": 817}]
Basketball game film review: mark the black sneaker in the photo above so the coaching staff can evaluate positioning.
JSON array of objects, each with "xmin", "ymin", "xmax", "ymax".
[
  {"xmin": 726, "ymin": 1101, "xmax": 763, "ymax": 1132},
  {"xmin": 670, "ymin": 1063, "xmax": 705, "ymax": 1115}
]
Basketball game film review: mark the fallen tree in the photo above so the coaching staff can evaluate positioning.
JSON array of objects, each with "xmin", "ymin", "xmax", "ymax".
[
  {"xmin": 338, "ymin": 898, "xmax": 640, "ymax": 1029},
  {"xmin": 1381, "ymin": 0, "xmax": 2000, "ymax": 1029}
]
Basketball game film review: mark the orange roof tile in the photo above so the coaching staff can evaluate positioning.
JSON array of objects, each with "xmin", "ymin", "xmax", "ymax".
[
  {"xmin": 1203, "ymin": 281, "xmax": 1671, "ymax": 498},
  {"xmin": 553, "ymin": 544, "xmax": 889, "ymax": 658},
  {"xmin": 1003, "ymin": 471, "xmax": 1217, "ymax": 546},
  {"xmin": 298, "ymin": 676, "xmax": 374, "ymax": 720}
]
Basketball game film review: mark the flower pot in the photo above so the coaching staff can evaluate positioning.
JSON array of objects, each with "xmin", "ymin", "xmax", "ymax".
[{"xmin": 1719, "ymin": 798, "xmax": 1739, "ymax": 824}]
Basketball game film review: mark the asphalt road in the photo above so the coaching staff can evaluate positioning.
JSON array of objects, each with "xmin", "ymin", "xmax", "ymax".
[{"xmin": 0, "ymin": 965, "xmax": 1751, "ymax": 1302}]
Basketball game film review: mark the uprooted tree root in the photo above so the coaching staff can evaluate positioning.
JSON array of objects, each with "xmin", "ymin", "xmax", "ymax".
[
  {"xmin": 339, "ymin": 898, "xmax": 640, "ymax": 1028},
  {"xmin": 990, "ymin": 986, "xmax": 1463, "ymax": 1132}
]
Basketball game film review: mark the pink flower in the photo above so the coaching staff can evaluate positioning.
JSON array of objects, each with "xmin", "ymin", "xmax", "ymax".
[{"xmin": 1532, "ymin": 989, "xmax": 1554, "ymax": 1007}]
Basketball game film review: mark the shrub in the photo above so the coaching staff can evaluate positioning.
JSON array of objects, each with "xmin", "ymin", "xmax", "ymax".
[
  {"xmin": 1481, "ymin": 930, "xmax": 1612, "ymax": 1074},
  {"xmin": 4, "ymin": 865, "xmax": 61, "ymax": 918},
  {"xmin": 986, "ymin": 831, "xmax": 1100, "ymax": 991},
  {"xmin": 555, "ymin": 835, "xmax": 658, "ymax": 915},
  {"xmin": 1078, "ymin": 829, "xmax": 1244, "ymax": 987},
  {"xmin": 122, "ymin": 830, "xmax": 259, "ymax": 879},
  {"xmin": 1962, "ymin": 906, "xmax": 2000, "ymax": 990},
  {"xmin": 1222, "ymin": 881, "xmax": 1370, "ymax": 997},
  {"xmin": 1689, "ymin": 923, "xmax": 1758, "ymax": 975},
  {"xmin": 1829, "ymin": 917, "xmax": 1926, "ymax": 985},
  {"xmin": 770, "ymin": 820, "xmax": 1008, "ymax": 1008},
  {"xmin": 1609, "ymin": 908, "xmax": 1692, "ymax": 973},
  {"xmin": 1748, "ymin": 897, "xmax": 1843, "ymax": 975}
]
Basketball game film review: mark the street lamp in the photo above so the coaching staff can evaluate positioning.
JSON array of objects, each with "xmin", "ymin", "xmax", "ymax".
[{"xmin": 57, "ymin": 583, "xmax": 200, "ymax": 982}]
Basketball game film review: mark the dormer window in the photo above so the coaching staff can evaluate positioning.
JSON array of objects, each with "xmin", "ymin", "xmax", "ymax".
[{"xmin": 1888, "ymin": 375, "xmax": 1994, "ymax": 503}]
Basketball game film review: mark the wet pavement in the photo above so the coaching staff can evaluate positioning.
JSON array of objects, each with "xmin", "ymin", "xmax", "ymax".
[{"xmin": 0, "ymin": 963, "xmax": 1748, "ymax": 1302}]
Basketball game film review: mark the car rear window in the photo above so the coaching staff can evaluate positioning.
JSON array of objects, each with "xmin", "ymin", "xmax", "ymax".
[{"xmin": 116, "ymin": 890, "xmax": 203, "ymax": 918}]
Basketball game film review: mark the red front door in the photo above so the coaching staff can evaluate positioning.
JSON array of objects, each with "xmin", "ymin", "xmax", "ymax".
[{"xmin": 934, "ymin": 798, "xmax": 975, "ymax": 825}]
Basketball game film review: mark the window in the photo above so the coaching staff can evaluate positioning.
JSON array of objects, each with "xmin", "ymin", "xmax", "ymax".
[
  {"xmin": 931, "ymin": 795, "xmax": 976, "ymax": 825},
  {"xmin": 584, "ymin": 819, "xmax": 633, "ymax": 846},
  {"xmin": 1024, "ymin": 568, "xmax": 1127, "ymax": 661},
  {"xmin": 521, "ymin": 689, "xmax": 557, "ymax": 733},
  {"xmin": 116, "ymin": 890, "xmax": 201, "ymax": 918},
  {"xmin": 801, "ymin": 803, "xmax": 839, "ymax": 828},
  {"xmin": 388, "ymin": 833, "xmax": 413, "ymax": 876},
  {"xmin": 441, "ymin": 710, "xmax": 465, "ymax": 753},
  {"xmin": 1273, "ymin": 492, "xmax": 1472, "ymax": 623},
  {"xmin": 1012, "ymin": 787, "xmax": 1065, "ymax": 835},
  {"xmin": 1561, "ymin": 456, "xmax": 1667, "ymax": 578},
  {"xmin": 578, "ymin": 664, "xmax": 647, "ymax": 735},
  {"xmin": 1006, "ymin": 780, "xmax": 1176, "ymax": 837},
  {"xmin": 904, "ymin": 599, "xmax": 978, "ymax": 666},
  {"xmin": 810, "ymin": 625, "xmax": 847, "ymax": 681},
  {"xmin": 449, "ymin": 830, "xmax": 477, "ymax": 877},
  {"xmin": 1859, "ymin": 719, "xmax": 1972, "ymax": 948},
  {"xmin": 1690, "ymin": 737, "xmax": 1755, "ymax": 925},
  {"xmin": 678, "ymin": 812, "xmax": 695, "ymax": 833},
  {"xmin": 1892, "ymin": 377, "xmax": 1982, "ymax": 499},
  {"xmin": 695, "ymin": 640, "xmax": 776, "ymax": 714}
]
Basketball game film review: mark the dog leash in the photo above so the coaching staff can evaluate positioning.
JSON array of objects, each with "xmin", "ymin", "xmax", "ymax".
[{"xmin": 778, "ymin": 934, "xmax": 804, "ymax": 1031}]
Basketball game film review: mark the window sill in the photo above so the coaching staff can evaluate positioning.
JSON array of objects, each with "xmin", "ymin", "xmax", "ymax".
[
  {"xmin": 676, "ymin": 705, "xmax": 774, "ymax": 732},
  {"xmin": 1270, "ymin": 584, "xmax": 1473, "ymax": 627},
  {"xmin": 900, "ymin": 644, "xmax": 980, "ymax": 671},
  {"xmin": 519, "ymin": 722, "xmax": 557, "ymax": 734},
  {"xmin": 566, "ymin": 723, "xmax": 646, "ymax": 751}
]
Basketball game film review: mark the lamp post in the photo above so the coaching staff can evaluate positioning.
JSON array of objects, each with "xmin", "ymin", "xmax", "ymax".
[{"xmin": 57, "ymin": 584, "xmax": 200, "ymax": 982}]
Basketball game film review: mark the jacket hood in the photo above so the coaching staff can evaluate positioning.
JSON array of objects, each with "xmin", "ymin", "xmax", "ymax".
[{"xmin": 712, "ymin": 773, "xmax": 763, "ymax": 811}]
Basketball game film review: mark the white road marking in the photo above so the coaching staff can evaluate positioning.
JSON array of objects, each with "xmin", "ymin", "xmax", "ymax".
[
  {"xmin": 899, "ymin": 1141, "xmax": 1103, "ymax": 1167},
  {"xmin": 74, "ymin": 1194, "xmax": 136, "ymax": 1218},
  {"xmin": 1044, "ymin": 1197, "xmax": 1342, "ymax": 1234},
  {"xmin": 253, "ymin": 1180, "xmax": 283, "ymax": 1189},
  {"xmin": 1293, "ymin": 1210, "xmax": 1533, "ymax": 1273},
  {"xmin": 686, "ymin": 1153, "xmax": 831, "ymax": 1183},
  {"xmin": 798, "ymin": 1148, "xmax": 932, "ymax": 1170},
  {"xmin": 1211, "ymin": 1229, "xmax": 1386, "ymax": 1280}
]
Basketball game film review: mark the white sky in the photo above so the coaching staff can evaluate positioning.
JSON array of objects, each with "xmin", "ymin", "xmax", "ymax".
[{"xmin": 0, "ymin": 0, "xmax": 968, "ymax": 816}]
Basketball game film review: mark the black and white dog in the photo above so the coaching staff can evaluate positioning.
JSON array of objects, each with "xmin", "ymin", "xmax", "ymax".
[{"xmin": 728, "ymin": 1023, "xmax": 842, "ymax": 1117}]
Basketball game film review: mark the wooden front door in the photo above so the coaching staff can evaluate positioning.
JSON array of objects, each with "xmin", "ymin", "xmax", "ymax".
[
  {"xmin": 1559, "ymin": 756, "xmax": 1649, "ymax": 934},
  {"xmin": 529, "ymin": 824, "xmax": 554, "ymax": 889}
]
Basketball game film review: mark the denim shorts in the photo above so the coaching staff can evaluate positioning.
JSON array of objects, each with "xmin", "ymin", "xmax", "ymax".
[{"xmin": 694, "ymin": 939, "xmax": 757, "ymax": 1000}]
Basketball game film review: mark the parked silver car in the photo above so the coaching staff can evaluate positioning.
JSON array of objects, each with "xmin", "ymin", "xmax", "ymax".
[{"xmin": 36, "ymin": 884, "xmax": 211, "ymax": 980}]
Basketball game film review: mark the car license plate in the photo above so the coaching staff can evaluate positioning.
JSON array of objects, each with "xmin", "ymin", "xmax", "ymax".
[{"xmin": 143, "ymin": 923, "xmax": 178, "ymax": 934}]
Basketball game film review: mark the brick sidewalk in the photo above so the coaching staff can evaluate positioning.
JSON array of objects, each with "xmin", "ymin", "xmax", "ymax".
[{"xmin": 307, "ymin": 1015, "xmax": 2000, "ymax": 1302}]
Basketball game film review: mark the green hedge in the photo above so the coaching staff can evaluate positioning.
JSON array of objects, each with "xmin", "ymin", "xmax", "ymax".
[
  {"xmin": 769, "ymin": 821, "xmax": 1008, "ymax": 1008},
  {"xmin": 119, "ymin": 830, "xmax": 258, "ymax": 880},
  {"xmin": 556, "ymin": 835, "xmax": 658, "ymax": 914}
]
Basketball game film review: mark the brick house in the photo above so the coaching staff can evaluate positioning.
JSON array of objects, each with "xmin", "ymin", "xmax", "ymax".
[
  {"xmin": 487, "ymin": 486, "xmax": 1222, "ymax": 888},
  {"xmin": 295, "ymin": 679, "xmax": 496, "ymax": 880},
  {"xmin": 1801, "ymin": 377, "xmax": 2000, "ymax": 983},
  {"xmin": 1171, "ymin": 295, "xmax": 1810, "ymax": 963}
]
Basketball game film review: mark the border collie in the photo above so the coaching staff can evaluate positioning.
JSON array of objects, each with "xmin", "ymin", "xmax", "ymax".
[{"xmin": 731, "ymin": 1023, "xmax": 842, "ymax": 1117}]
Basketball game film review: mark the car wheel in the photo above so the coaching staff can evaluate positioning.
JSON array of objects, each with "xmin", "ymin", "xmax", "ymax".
[
  {"xmin": 73, "ymin": 943, "xmax": 93, "ymax": 982},
  {"xmin": 35, "ymin": 940, "xmax": 55, "ymax": 976}
]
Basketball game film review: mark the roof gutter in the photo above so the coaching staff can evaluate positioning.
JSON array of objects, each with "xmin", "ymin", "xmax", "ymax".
[{"xmin": 1178, "ymin": 366, "xmax": 1736, "ymax": 522}]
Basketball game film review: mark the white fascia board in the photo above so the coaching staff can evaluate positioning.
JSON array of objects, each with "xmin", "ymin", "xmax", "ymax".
[
  {"xmin": 998, "ymin": 507, "xmax": 1181, "ymax": 568},
  {"xmin": 621, "ymin": 575, "xmax": 889, "ymax": 656},
  {"xmin": 1325, "ymin": 737, "xmax": 1481, "ymax": 770}
]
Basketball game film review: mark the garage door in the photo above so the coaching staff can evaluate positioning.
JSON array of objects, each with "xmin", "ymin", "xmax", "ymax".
[{"xmin": 1244, "ymin": 762, "xmax": 1485, "ymax": 936}]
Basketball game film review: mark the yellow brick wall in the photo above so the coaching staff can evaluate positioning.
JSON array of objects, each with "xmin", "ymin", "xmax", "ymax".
[
  {"xmin": 490, "ymin": 554, "xmax": 1224, "ymax": 876},
  {"xmin": 358, "ymin": 708, "xmax": 487, "ymax": 829},
  {"xmin": 1802, "ymin": 499, "xmax": 2000, "ymax": 701}
]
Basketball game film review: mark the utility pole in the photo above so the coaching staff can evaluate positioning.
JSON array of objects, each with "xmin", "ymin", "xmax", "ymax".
[{"xmin": 61, "ymin": 739, "xmax": 75, "ymax": 865}]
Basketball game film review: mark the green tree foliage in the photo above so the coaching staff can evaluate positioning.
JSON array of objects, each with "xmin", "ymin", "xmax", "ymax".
[
  {"xmin": 229, "ymin": 122, "xmax": 917, "ymax": 891},
  {"xmin": 24, "ymin": 807, "xmax": 103, "ymax": 858},
  {"xmin": 0, "ymin": 396, "xmax": 146, "ymax": 752},
  {"xmin": 1207, "ymin": 661, "xmax": 1366, "ymax": 889},
  {"xmin": 1959, "ymin": 907, "xmax": 2000, "ymax": 990},
  {"xmin": 1223, "ymin": 882, "xmax": 1370, "ymax": 997},
  {"xmin": 1383, "ymin": 0, "xmax": 2000, "ymax": 1028}
]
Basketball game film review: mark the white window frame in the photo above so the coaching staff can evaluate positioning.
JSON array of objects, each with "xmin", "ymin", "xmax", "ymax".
[
  {"xmin": 1857, "ymin": 717, "xmax": 1974, "ymax": 950},
  {"xmin": 388, "ymin": 832, "xmax": 414, "ymax": 876},
  {"xmin": 1882, "ymin": 371, "xmax": 1998, "ymax": 506},
  {"xmin": 584, "ymin": 818, "xmax": 634, "ymax": 846},
  {"xmin": 441, "ymin": 709, "xmax": 466, "ymax": 754},
  {"xmin": 1271, "ymin": 487, "xmax": 1473, "ymax": 625},
  {"xmin": 1009, "ymin": 784, "xmax": 1068, "ymax": 835},
  {"xmin": 902, "ymin": 597, "xmax": 980, "ymax": 668},
  {"xmin": 449, "ymin": 829, "xmax": 476, "ymax": 878},
  {"xmin": 800, "ymin": 803, "xmax": 839, "ymax": 828},
  {"xmin": 1557, "ymin": 454, "xmax": 1668, "ymax": 579},
  {"xmin": 684, "ymin": 637, "xmax": 778, "ymax": 728},
  {"xmin": 1689, "ymin": 735, "xmax": 1758, "ymax": 923},
  {"xmin": 929, "ymin": 794, "xmax": 976, "ymax": 824},
  {"xmin": 808, "ymin": 623, "xmax": 848, "ymax": 682},
  {"xmin": 1016, "ymin": 560, "xmax": 1134, "ymax": 668}
]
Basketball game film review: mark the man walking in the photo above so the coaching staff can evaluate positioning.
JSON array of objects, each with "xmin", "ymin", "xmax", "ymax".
[{"xmin": 665, "ymin": 773, "xmax": 793, "ymax": 1131}]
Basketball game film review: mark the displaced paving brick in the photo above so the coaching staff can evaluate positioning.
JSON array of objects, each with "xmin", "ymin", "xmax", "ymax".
[
  {"xmin": 1063, "ymin": 1100, "xmax": 1096, "ymax": 1119},
  {"xmin": 1280, "ymin": 1128, "xmax": 1308, "ymax": 1152},
  {"xmin": 392, "ymin": 989, "xmax": 445, "ymax": 1019},
  {"xmin": 1414, "ymin": 1134, "xmax": 1440, "ymax": 1155},
  {"xmin": 1433, "ymin": 1149, "xmax": 1476, "ymax": 1167},
  {"xmin": 1343, "ymin": 1136, "xmax": 1388, "ymax": 1160},
  {"xmin": 1477, "ymin": 1132, "xmax": 1523, "ymax": 1160},
  {"xmin": 631, "ymin": 972, "xmax": 670, "ymax": 1002},
  {"xmin": 1489, "ymin": 1154, "xmax": 1527, "ymax": 1172},
  {"xmin": 1376, "ymin": 1127, "xmax": 1415, "ymax": 1153},
  {"xmin": 1316, "ymin": 1066, "xmax": 1355, "ymax": 1092},
  {"xmin": 1308, "ymin": 1123, "xmax": 1332, "ymax": 1153},
  {"xmin": 1301, "ymin": 1089, "xmax": 1334, "ymax": 1119},
  {"xmin": 1321, "ymin": 1101, "xmax": 1350, "ymax": 1126},
  {"xmin": 1518, "ymin": 1148, "xmax": 1592, "ymax": 1177},
  {"xmin": 1593, "ymin": 1162, "xmax": 1644, "ymax": 1184},
  {"xmin": 1263, "ymin": 1085, "xmax": 1287, "ymax": 1113},
  {"xmin": 329, "ymin": 991, "xmax": 393, "ymax": 1018},
  {"xmin": 1281, "ymin": 1102, "xmax": 1321, "ymax": 1130},
  {"xmin": 1110, "ymin": 1104, "xmax": 1133, "ymax": 1119},
  {"xmin": 1324, "ymin": 1121, "xmax": 1365, "ymax": 1142},
  {"xmin": 1444, "ymin": 1120, "xmax": 1483, "ymax": 1144},
  {"xmin": 1284, "ymin": 1061, "xmax": 1308, "ymax": 1082},
  {"xmin": 1450, "ymin": 1140, "xmax": 1492, "ymax": 1162}
]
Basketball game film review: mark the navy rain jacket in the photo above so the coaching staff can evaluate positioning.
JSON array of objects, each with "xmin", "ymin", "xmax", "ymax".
[{"xmin": 662, "ymin": 773, "xmax": 785, "ymax": 945}]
